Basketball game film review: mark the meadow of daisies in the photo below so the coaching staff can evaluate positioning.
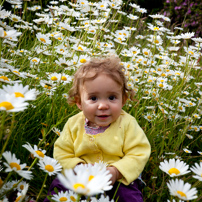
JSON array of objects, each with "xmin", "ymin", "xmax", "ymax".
[{"xmin": 0, "ymin": 0, "xmax": 202, "ymax": 201}]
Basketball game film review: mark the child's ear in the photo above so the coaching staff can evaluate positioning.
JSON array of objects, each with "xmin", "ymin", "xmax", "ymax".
[{"xmin": 75, "ymin": 96, "xmax": 82, "ymax": 110}]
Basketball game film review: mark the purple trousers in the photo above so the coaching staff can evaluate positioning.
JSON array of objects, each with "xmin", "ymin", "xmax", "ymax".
[{"xmin": 44, "ymin": 178, "xmax": 143, "ymax": 202}]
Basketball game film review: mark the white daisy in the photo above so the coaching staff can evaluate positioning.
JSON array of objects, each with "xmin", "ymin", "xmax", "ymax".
[
  {"xmin": 15, "ymin": 183, "xmax": 29, "ymax": 202},
  {"xmin": 52, "ymin": 127, "xmax": 61, "ymax": 136},
  {"xmin": 159, "ymin": 159, "xmax": 190, "ymax": 177},
  {"xmin": 0, "ymin": 83, "xmax": 37, "ymax": 101},
  {"xmin": 183, "ymin": 148, "xmax": 192, "ymax": 154},
  {"xmin": 37, "ymin": 156, "xmax": 62, "ymax": 176},
  {"xmin": 191, "ymin": 37, "xmax": 202, "ymax": 43},
  {"xmin": 36, "ymin": 33, "xmax": 52, "ymax": 45},
  {"xmin": 167, "ymin": 179, "xmax": 197, "ymax": 200},
  {"xmin": 0, "ymin": 75, "xmax": 11, "ymax": 84},
  {"xmin": 51, "ymin": 190, "xmax": 78, "ymax": 202},
  {"xmin": 16, "ymin": 181, "xmax": 29, "ymax": 192},
  {"xmin": 22, "ymin": 142, "xmax": 46, "ymax": 160},
  {"xmin": 180, "ymin": 32, "xmax": 195, "ymax": 39},
  {"xmin": 0, "ymin": 94, "xmax": 29, "ymax": 112},
  {"xmin": 91, "ymin": 194, "xmax": 114, "ymax": 202},
  {"xmin": 190, "ymin": 162, "xmax": 202, "ymax": 181},
  {"xmin": 2, "ymin": 151, "xmax": 32, "ymax": 180},
  {"xmin": 0, "ymin": 27, "xmax": 22, "ymax": 41},
  {"xmin": 57, "ymin": 163, "xmax": 112, "ymax": 196}
]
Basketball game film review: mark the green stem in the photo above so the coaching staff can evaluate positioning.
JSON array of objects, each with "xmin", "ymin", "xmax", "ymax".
[
  {"xmin": 0, "ymin": 176, "xmax": 24, "ymax": 199},
  {"xmin": 28, "ymin": 157, "xmax": 39, "ymax": 171},
  {"xmin": 0, "ymin": 37, "xmax": 2, "ymax": 59},
  {"xmin": 1, "ymin": 113, "xmax": 15, "ymax": 156},
  {"xmin": 0, "ymin": 0, "xmax": 5, "ymax": 6},
  {"xmin": 1, "ymin": 172, "xmax": 12, "ymax": 188},
  {"xmin": 76, "ymin": 194, "xmax": 81, "ymax": 202},
  {"xmin": 0, "ymin": 111, "xmax": 6, "ymax": 146},
  {"xmin": 36, "ymin": 173, "xmax": 48, "ymax": 201}
]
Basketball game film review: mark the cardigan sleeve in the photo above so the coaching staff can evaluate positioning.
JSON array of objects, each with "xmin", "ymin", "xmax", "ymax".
[
  {"xmin": 110, "ymin": 117, "xmax": 151, "ymax": 185},
  {"xmin": 53, "ymin": 120, "xmax": 86, "ymax": 170}
]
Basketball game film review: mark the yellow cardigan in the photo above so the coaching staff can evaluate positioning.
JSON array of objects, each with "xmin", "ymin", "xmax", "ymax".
[{"xmin": 54, "ymin": 110, "xmax": 151, "ymax": 185}]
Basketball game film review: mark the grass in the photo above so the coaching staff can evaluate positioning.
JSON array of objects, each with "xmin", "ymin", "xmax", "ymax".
[{"xmin": 0, "ymin": 0, "xmax": 202, "ymax": 201}]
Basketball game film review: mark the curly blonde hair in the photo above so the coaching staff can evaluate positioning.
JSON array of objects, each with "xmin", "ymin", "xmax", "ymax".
[{"xmin": 67, "ymin": 56, "xmax": 134, "ymax": 105}]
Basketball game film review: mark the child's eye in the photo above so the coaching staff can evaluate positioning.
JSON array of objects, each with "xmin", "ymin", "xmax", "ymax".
[
  {"xmin": 90, "ymin": 96, "xmax": 97, "ymax": 101},
  {"xmin": 109, "ymin": 95, "xmax": 116, "ymax": 100}
]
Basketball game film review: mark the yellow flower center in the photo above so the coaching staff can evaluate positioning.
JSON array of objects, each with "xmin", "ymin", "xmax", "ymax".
[
  {"xmin": 15, "ymin": 196, "xmax": 22, "ymax": 202},
  {"xmin": 51, "ymin": 76, "xmax": 58, "ymax": 81},
  {"xmin": 10, "ymin": 162, "xmax": 21, "ymax": 170},
  {"xmin": 80, "ymin": 59, "xmax": 87, "ymax": 63},
  {"xmin": 168, "ymin": 168, "xmax": 180, "ymax": 175},
  {"xmin": 154, "ymin": 40, "xmax": 159, "ymax": 44},
  {"xmin": 56, "ymin": 131, "xmax": 60, "ymax": 136},
  {"xmin": 60, "ymin": 49, "xmax": 64, "ymax": 52},
  {"xmin": 78, "ymin": 46, "xmax": 83, "ymax": 51},
  {"xmin": 73, "ymin": 183, "xmax": 85, "ymax": 190},
  {"xmin": 32, "ymin": 59, "xmax": 38, "ymax": 62},
  {"xmin": 35, "ymin": 150, "xmax": 45, "ymax": 158},
  {"xmin": 45, "ymin": 165, "xmax": 54, "ymax": 172},
  {"xmin": 153, "ymin": 27, "xmax": 159, "ymax": 30},
  {"xmin": 88, "ymin": 175, "xmax": 94, "ymax": 181},
  {"xmin": 58, "ymin": 37, "xmax": 62, "ymax": 40},
  {"xmin": 144, "ymin": 51, "xmax": 148, "ymax": 55},
  {"xmin": 19, "ymin": 184, "xmax": 24, "ymax": 190},
  {"xmin": 177, "ymin": 190, "xmax": 186, "ymax": 198},
  {"xmin": 100, "ymin": 5, "xmax": 104, "ymax": 8},
  {"xmin": 12, "ymin": 17, "xmax": 19, "ymax": 22},
  {"xmin": 159, "ymin": 83, "xmax": 163, "ymax": 87},
  {"xmin": 0, "ymin": 101, "xmax": 14, "ymax": 110},
  {"xmin": 14, "ymin": 92, "xmax": 24, "ymax": 98},
  {"xmin": 40, "ymin": 38, "xmax": 46, "ymax": 43},
  {"xmin": 0, "ymin": 76, "xmax": 9, "ymax": 81},
  {"xmin": 61, "ymin": 76, "xmax": 67, "ymax": 81},
  {"xmin": 70, "ymin": 196, "xmax": 76, "ymax": 201},
  {"xmin": 147, "ymin": 116, "xmax": 152, "ymax": 119},
  {"xmin": 4, "ymin": 31, "xmax": 7, "ymax": 37},
  {"xmin": 188, "ymin": 51, "xmax": 194, "ymax": 55},
  {"xmin": 59, "ymin": 197, "xmax": 68, "ymax": 201},
  {"xmin": 13, "ymin": 70, "xmax": 20, "ymax": 75}
]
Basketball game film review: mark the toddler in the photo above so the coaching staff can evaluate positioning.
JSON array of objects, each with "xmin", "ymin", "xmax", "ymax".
[{"xmin": 45, "ymin": 56, "xmax": 151, "ymax": 202}]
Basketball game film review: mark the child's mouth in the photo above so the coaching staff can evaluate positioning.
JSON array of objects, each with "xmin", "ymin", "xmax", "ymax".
[{"xmin": 97, "ymin": 115, "xmax": 109, "ymax": 119}]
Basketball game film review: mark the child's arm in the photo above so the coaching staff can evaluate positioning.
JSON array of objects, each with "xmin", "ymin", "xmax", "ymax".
[
  {"xmin": 110, "ymin": 117, "xmax": 151, "ymax": 185},
  {"xmin": 53, "ymin": 121, "xmax": 86, "ymax": 170}
]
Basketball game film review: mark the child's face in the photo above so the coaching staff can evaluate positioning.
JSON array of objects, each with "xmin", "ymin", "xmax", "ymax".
[{"xmin": 76, "ymin": 73, "xmax": 124, "ymax": 127}]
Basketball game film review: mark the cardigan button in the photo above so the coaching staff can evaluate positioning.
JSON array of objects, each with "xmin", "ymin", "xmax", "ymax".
[{"xmin": 90, "ymin": 137, "xmax": 94, "ymax": 142}]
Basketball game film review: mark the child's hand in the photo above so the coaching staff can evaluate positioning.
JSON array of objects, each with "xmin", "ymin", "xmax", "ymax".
[{"xmin": 107, "ymin": 166, "xmax": 122, "ymax": 185}]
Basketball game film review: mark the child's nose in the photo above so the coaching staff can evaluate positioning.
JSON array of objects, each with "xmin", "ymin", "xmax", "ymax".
[{"xmin": 98, "ymin": 101, "xmax": 109, "ymax": 110}]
